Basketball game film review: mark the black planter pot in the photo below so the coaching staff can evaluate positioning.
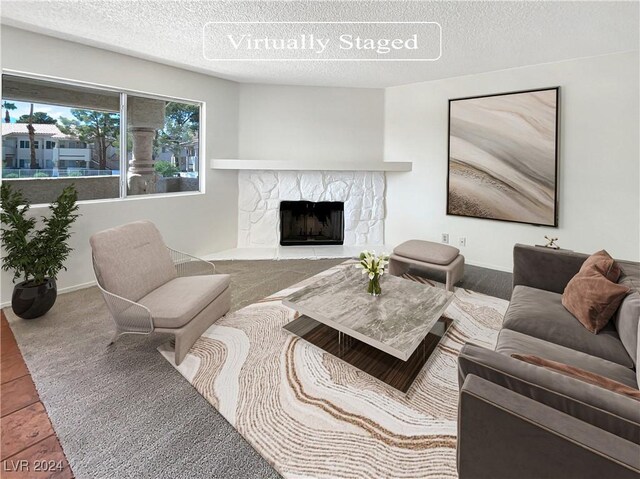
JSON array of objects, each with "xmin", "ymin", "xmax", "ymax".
[{"xmin": 12, "ymin": 278, "xmax": 57, "ymax": 319}]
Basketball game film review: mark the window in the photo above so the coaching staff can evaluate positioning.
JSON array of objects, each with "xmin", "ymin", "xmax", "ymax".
[
  {"xmin": 2, "ymin": 74, "xmax": 202, "ymax": 203},
  {"xmin": 126, "ymin": 95, "xmax": 200, "ymax": 196}
]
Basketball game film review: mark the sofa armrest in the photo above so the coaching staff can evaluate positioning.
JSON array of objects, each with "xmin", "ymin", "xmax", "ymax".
[
  {"xmin": 457, "ymin": 344, "xmax": 640, "ymax": 443},
  {"xmin": 513, "ymin": 243, "xmax": 588, "ymax": 294},
  {"xmin": 458, "ymin": 375, "xmax": 640, "ymax": 479}
]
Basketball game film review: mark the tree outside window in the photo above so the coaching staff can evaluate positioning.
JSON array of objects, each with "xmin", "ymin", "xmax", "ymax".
[{"xmin": 59, "ymin": 110, "xmax": 120, "ymax": 170}]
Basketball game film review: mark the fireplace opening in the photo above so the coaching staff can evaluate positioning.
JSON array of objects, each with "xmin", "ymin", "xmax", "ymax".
[{"xmin": 279, "ymin": 201, "xmax": 344, "ymax": 246}]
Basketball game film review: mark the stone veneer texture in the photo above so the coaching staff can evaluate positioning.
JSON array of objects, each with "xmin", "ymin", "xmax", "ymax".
[{"xmin": 238, "ymin": 170, "xmax": 385, "ymax": 247}]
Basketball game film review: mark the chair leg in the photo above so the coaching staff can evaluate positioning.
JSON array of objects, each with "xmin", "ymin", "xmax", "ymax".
[
  {"xmin": 172, "ymin": 288, "xmax": 232, "ymax": 366},
  {"xmin": 108, "ymin": 329, "xmax": 122, "ymax": 346},
  {"xmin": 174, "ymin": 334, "xmax": 186, "ymax": 366},
  {"xmin": 389, "ymin": 257, "xmax": 410, "ymax": 277},
  {"xmin": 173, "ymin": 330, "xmax": 198, "ymax": 366},
  {"xmin": 446, "ymin": 256, "xmax": 465, "ymax": 292},
  {"xmin": 446, "ymin": 271, "xmax": 454, "ymax": 292}
]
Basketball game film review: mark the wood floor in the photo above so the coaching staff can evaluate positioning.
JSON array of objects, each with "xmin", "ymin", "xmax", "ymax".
[{"xmin": 1, "ymin": 311, "xmax": 73, "ymax": 478}]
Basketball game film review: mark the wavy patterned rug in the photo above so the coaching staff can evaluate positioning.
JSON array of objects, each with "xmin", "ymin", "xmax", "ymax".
[{"xmin": 159, "ymin": 261, "xmax": 508, "ymax": 479}]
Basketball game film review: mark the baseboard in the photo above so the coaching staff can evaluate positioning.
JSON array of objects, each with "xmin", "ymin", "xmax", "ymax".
[{"xmin": 1, "ymin": 280, "xmax": 97, "ymax": 309}]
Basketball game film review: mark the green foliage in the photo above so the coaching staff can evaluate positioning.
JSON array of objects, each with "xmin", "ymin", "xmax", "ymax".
[
  {"xmin": 0, "ymin": 183, "xmax": 79, "ymax": 285},
  {"xmin": 154, "ymin": 160, "xmax": 180, "ymax": 178},
  {"xmin": 58, "ymin": 110, "xmax": 120, "ymax": 144},
  {"xmin": 2, "ymin": 101, "xmax": 17, "ymax": 123},
  {"xmin": 33, "ymin": 171, "xmax": 50, "ymax": 178},
  {"xmin": 16, "ymin": 112, "xmax": 57, "ymax": 124},
  {"xmin": 165, "ymin": 102, "xmax": 199, "ymax": 133},
  {"xmin": 67, "ymin": 171, "xmax": 83, "ymax": 177},
  {"xmin": 3, "ymin": 173, "xmax": 19, "ymax": 179},
  {"xmin": 58, "ymin": 109, "xmax": 120, "ymax": 169},
  {"xmin": 154, "ymin": 102, "xmax": 199, "ymax": 160}
]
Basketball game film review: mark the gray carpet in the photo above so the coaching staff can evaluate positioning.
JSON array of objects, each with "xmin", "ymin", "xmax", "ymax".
[
  {"xmin": 411, "ymin": 263, "xmax": 513, "ymax": 300},
  {"xmin": 5, "ymin": 258, "xmax": 511, "ymax": 479}
]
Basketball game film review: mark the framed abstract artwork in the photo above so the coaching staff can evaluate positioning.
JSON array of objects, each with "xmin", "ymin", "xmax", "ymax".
[{"xmin": 447, "ymin": 87, "xmax": 559, "ymax": 227}]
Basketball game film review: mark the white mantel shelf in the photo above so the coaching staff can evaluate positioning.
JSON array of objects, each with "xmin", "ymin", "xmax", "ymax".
[{"xmin": 210, "ymin": 159, "xmax": 412, "ymax": 172}]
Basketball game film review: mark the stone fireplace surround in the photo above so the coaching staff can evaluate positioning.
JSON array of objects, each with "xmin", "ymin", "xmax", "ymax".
[{"xmin": 238, "ymin": 170, "xmax": 385, "ymax": 247}]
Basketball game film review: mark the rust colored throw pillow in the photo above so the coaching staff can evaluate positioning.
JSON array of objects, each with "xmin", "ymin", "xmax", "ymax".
[
  {"xmin": 512, "ymin": 354, "xmax": 640, "ymax": 401},
  {"xmin": 580, "ymin": 249, "xmax": 623, "ymax": 282},
  {"xmin": 562, "ymin": 251, "xmax": 630, "ymax": 333}
]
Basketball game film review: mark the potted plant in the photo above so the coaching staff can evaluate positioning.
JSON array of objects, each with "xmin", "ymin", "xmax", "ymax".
[
  {"xmin": 355, "ymin": 250, "xmax": 390, "ymax": 296},
  {"xmin": 0, "ymin": 183, "xmax": 79, "ymax": 319}
]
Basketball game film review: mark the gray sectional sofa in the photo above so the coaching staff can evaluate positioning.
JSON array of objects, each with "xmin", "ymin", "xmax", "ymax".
[{"xmin": 457, "ymin": 244, "xmax": 640, "ymax": 479}]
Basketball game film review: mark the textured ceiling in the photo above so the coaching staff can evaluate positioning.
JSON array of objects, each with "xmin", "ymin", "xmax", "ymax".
[{"xmin": 1, "ymin": 1, "xmax": 638, "ymax": 88}]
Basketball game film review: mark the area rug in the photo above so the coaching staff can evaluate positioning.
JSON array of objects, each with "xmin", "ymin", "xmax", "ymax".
[{"xmin": 158, "ymin": 260, "xmax": 508, "ymax": 479}]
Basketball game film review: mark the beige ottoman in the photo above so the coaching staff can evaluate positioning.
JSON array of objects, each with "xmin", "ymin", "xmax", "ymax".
[{"xmin": 389, "ymin": 240, "xmax": 465, "ymax": 292}]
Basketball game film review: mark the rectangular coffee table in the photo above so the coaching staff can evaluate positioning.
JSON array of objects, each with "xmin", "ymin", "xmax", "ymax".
[{"xmin": 282, "ymin": 267, "xmax": 454, "ymax": 393}]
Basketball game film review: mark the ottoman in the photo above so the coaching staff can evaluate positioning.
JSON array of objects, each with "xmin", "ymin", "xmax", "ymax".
[{"xmin": 389, "ymin": 240, "xmax": 465, "ymax": 292}]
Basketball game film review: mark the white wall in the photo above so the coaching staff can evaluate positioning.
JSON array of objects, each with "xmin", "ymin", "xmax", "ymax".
[
  {"xmin": 1, "ymin": 26, "xmax": 240, "ymax": 304},
  {"xmin": 2, "ymin": 27, "xmax": 637, "ymax": 305},
  {"xmin": 238, "ymin": 83, "xmax": 384, "ymax": 163},
  {"xmin": 385, "ymin": 52, "xmax": 640, "ymax": 271}
]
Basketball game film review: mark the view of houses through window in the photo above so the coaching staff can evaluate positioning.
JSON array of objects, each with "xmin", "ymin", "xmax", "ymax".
[
  {"xmin": 1, "ymin": 74, "xmax": 201, "ymax": 204},
  {"xmin": 2, "ymin": 102, "xmax": 118, "ymax": 176}
]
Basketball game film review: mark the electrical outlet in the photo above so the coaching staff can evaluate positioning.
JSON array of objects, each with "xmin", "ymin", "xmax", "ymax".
[
  {"xmin": 442, "ymin": 233, "xmax": 449, "ymax": 244},
  {"xmin": 459, "ymin": 237, "xmax": 467, "ymax": 247}
]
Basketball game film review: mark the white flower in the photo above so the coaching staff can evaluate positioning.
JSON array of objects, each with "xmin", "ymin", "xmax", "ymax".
[{"xmin": 355, "ymin": 250, "xmax": 389, "ymax": 277}]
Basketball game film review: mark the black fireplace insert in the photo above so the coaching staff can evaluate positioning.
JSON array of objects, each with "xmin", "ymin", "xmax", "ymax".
[{"xmin": 279, "ymin": 201, "xmax": 344, "ymax": 246}]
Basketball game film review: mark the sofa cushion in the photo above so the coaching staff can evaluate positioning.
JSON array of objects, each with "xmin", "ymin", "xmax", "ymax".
[
  {"xmin": 615, "ymin": 264, "xmax": 640, "ymax": 366},
  {"xmin": 561, "ymin": 263, "xmax": 630, "ymax": 334},
  {"xmin": 458, "ymin": 344, "xmax": 640, "ymax": 444},
  {"xmin": 512, "ymin": 244, "xmax": 588, "ymax": 295},
  {"xmin": 496, "ymin": 329, "xmax": 638, "ymax": 387},
  {"xmin": 503, "ymin": 286, "xmax": 634, "ymax": 368},
  {"xmin": 511, "ymin": 354, "xmax": 640, "ymax": 400},
  {"xmin": 614, "ymin": 292, "xmax": 640, "ymax": 366},
  {"xmin": 638, "ymin": 327, "xmax": 640, "ymax": 388},
  {"xmin": 618, "ymin": 261, "xmax": 640, "ymax": 291},
  {"xmin": 393, "ymin": 240, "xmax": 460, "ymax": 265},
  {"xmin": 90, "ymin": 220, "xmax": 177, "ymax": 302},
  {"xmin": 138, "ymin": 274, "xmax": 230, "ymax": 329}
]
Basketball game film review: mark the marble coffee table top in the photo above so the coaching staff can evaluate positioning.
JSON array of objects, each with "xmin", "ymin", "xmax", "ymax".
[{"xmin": 283, "ymin": 268, "xmax": 454, "ymax": 361}]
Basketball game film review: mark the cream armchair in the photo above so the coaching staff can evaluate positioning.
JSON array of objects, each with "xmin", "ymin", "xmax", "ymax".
[{"xmin": 90, "ymin": 220, "xmax": 230, "ymax": 365}]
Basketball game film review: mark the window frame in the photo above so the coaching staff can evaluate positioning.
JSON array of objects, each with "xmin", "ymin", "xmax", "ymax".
[{"xmin": 2, "ymin": 69, "xmax": 206, "ymax": 206}]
